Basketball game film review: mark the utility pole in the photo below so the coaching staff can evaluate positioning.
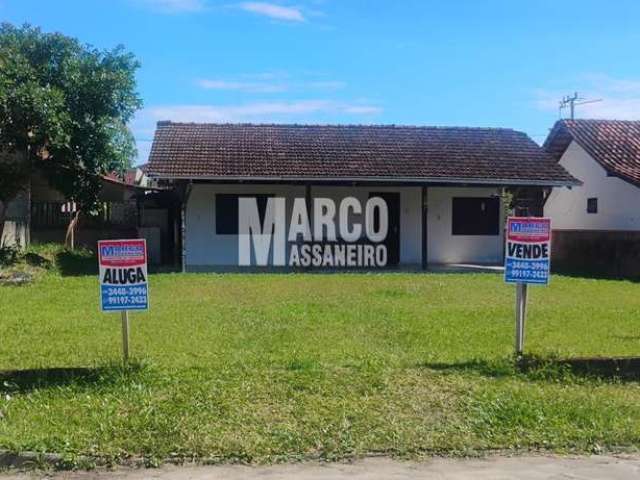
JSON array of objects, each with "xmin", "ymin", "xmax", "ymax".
[{"xmin": 559, "ymin": 92, "xmax": 602, "ymax": 119}]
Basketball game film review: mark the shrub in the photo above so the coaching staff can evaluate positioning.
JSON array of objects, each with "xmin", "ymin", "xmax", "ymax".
[{"xmin": 0, "ymin": 245, "xmax": 21, "ymax": 266}]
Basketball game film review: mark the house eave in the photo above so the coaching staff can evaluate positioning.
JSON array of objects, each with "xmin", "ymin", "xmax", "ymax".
[{"xmin": 147, "ymin": 174, "xmax": 580, "ymax": 188}]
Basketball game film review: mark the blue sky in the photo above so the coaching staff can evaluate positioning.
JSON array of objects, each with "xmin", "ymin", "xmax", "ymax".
[{"xmin": 3, "ymin": 0, "xmax": 640, "ymax": 163}]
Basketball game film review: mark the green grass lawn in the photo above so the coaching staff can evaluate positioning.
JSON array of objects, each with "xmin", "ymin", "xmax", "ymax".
[{"xmin": 1, "ymin": 254, "xmax": 640, "ymax": 465}]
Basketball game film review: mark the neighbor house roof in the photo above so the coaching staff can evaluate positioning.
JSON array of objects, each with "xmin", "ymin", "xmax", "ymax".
[
  {"xmin": 544, "ymin": 119, "xmax": 640, "ymax": 187},
  {"xmin": 146, "ymin": 122, "xmax": 579, "ymax": 186}
]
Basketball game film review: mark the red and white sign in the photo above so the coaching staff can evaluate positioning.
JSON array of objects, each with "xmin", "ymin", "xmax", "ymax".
[
  {"xmin": 504, "ymin": 217, "xmax": 551, "ymax": 285},
  {"xmin": 98, "ymin": 239, "xmax": 149, "ymax": 311}
]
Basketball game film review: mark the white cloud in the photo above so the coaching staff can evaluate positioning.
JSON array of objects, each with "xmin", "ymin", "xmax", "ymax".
[
  {"xmin": 343, "ymin": 105, "xmax": 381, "ymax": 115},
  {"xmin": 239, "ymin": 2, "xmax": 305, "ymax": 22},
  {"xmin": 307, "ymin": 80, "xmax": 346, "ymax": 90},
  {"xmin": 534, "ymin": 74, "xmax": 640, "ymax": 120},
  {"xmin": 583, "ymin": 74, "xmax": 640, "ymax": 95},
  {"xmin": 134, "ymin": 0, "xmax": 205, "ymax": 13},
  {"xmin": 196, "ymin": 79, "xmax": 288, "ymax": 93},
  {"xmin": 196, "ymin": 77, "xmax": 346, "ymax": 93},
  {"xmin": 144, "ymin": 100, "xmax": 381, "ymax": 123}
]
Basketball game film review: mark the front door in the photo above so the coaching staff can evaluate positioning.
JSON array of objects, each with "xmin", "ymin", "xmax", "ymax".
[{"xmin": 369, "ymin": 192, "xmax": 400, "ymax": 267}]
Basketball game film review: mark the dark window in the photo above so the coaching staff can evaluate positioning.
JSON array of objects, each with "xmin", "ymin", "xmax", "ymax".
[
  {"xmin": 587, "ymin": 197, "xmax": 598, "ymax": 214},
  {"xmin": 215, "ymin": 194, "xmax": 273, "ymax": 235},
  {"xmin": 452, "ymin": 197, "xmax": 500, "ymax": 236}
]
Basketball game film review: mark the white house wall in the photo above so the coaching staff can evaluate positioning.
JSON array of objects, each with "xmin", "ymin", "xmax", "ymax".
[
  {"xmin": 184, "ymin": 184, "xmax": 422, "ymax": 269},
  {"xmin": 185, "ymin": 184, "xmax": 506, "ymax": 269},
  {"xmin": 186, "ymin": 184, "xmax": 303, "ymax": 269},
  {"xmin": 427, "ymin": 187, "xmax": 504, "ymax": 264},
  {"xmin": 544, "ymin": 141, "xmax": 640, "ymax": 230}
]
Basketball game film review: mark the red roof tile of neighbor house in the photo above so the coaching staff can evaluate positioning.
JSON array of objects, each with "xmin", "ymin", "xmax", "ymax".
[
  {"xmin": 545, "ymin": 119, "xmax": 640, "ymax": 187},
  {"xmin": 146, "ymin": 122, "xmax": 579, "ymax": 186}
]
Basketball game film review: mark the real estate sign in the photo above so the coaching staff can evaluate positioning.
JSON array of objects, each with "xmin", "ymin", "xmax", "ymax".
[
  {"xmin": 98, "ymin": 239, "xmax": 149, "ymax": 311},
  {"xmin": 504, "ymin": 217, "xmax": 551, "ymax": 285}
]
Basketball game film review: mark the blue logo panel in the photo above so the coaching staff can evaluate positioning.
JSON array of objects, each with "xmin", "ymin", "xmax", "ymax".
[
  {"xmin": 505, "ymin": 258, "xmax": 549, "ymax": 285},
  {"xmin": 101, "ymin": 284, "xmax": 148, "ymax": 311}
]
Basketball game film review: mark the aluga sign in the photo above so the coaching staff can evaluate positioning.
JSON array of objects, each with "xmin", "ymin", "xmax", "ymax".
[
  {"xmin": 238, "ymin": 196, "xmax": 389, "ymax": 267},
  {"xmin": 98, "ymin": 239, "xmax": 149, "ymax": 311},
  {"xmin": 98, "ymin": 239, "xmax": 148, "ymax": 363}
]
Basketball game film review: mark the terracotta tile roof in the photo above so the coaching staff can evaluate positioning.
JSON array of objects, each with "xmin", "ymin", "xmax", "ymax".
[
  {"xmin": 544, "ymin": 119, "xmax": 640, "ymax": 187},
  {"xmin": 147, "ymin": 122, "xmax": 578, "ymax": 186},
  {"xmin": 101, "ymin": 172, "xmax": 159, "ymax": 191}
]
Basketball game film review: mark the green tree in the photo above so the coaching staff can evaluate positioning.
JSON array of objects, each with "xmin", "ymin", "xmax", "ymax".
[{"xmin": 0, "ymin": 23, "xmax": 141, "ymax": 242}]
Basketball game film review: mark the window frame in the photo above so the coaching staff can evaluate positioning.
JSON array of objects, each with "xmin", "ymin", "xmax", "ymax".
[{"xmin": 587, "ymin": 197, "xmax": 598, "ymax": 214}]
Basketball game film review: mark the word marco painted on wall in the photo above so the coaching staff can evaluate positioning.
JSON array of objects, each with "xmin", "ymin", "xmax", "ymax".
[{"xmin": 238, "ymin": 197, "xmax": 389, "ymax": 267}]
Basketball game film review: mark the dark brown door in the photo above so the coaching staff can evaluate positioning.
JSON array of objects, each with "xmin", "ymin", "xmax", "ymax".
[{"xmin": 369, "ymin": 192, "xmax": 400, "ymax": 267}]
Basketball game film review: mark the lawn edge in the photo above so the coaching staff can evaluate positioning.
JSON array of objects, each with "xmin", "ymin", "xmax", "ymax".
[{"xmin": 2, "ymin": 447, "xmax": 640, "ymax": 472}]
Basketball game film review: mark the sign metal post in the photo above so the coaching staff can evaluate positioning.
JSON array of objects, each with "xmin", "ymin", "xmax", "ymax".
[
  {"xmin": 121, "ymin": 310, "xmax": 130, "ymax": 362},
  {"xmin": 515, "ymin": 283, "xmax": 528, "ymax": 355},
  {"xmin": 504, "ymin": 217, "xmax": 551, "ymax": 357},
  {"xmin": 98, "ymin": 239, "xmax": 149, "ymax": 364}
]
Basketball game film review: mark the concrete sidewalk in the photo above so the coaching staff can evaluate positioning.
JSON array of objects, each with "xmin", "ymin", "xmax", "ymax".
[{"xmin": 3, "ymin": 455, "xmax": 640, "ymax": 480}]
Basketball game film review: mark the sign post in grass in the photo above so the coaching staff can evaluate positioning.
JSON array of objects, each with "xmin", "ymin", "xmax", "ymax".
[
  {"xmin": 98, "ymin": 239, "xmax": 149, "ymax": 364},
  {"xmin": 504, "ymin": 217, "xmax": 551, "ymax": 356},
  {"xmin": 121, "ymin": 310, "xmax": 130, "ymax": 362},
  {"xmin": 514, "ymin": 282, "xmax": 528, "ymax": 354}
]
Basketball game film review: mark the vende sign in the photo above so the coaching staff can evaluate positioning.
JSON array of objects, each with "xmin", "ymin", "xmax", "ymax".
[
  {"xmin": 504, "ymin": 217, "xmax": 551, "ymax": 285},
  {"xmin": 98, "ymin": 239, "xmax": 149, "ymax": 311}
]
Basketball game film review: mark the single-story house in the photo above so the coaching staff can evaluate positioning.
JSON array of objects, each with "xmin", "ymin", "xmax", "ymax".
[
  {"xmin": 544, "ymin": 119, "xmax": 640, "ymax": 274},
  {"xmin": 146, "ymin": 122, "xmax": 578, "ymax": 271}
]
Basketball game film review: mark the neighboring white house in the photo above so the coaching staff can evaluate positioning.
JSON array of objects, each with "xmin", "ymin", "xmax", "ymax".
[
  {"xmin": 544, "ymin": 119, "xmax": 640, "ymax": 274},
  {"xmin": 147, "ymin": 122, "xmax": 577, "ymax": 271}
]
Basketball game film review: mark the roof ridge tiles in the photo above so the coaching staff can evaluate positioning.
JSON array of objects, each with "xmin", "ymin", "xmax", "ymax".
[{"xmin": 155, "ymin": 120, "xmax": 520, "ymax": 132}]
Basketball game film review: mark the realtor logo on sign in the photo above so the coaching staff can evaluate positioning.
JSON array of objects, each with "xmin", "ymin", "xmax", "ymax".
[
  {"xmin": 98, "ymin": 239, "xmax": 149, "ymax": 311},
  {"xmin": 504, "ymin": 217, "xmax": 551, "ymax": 285}
]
